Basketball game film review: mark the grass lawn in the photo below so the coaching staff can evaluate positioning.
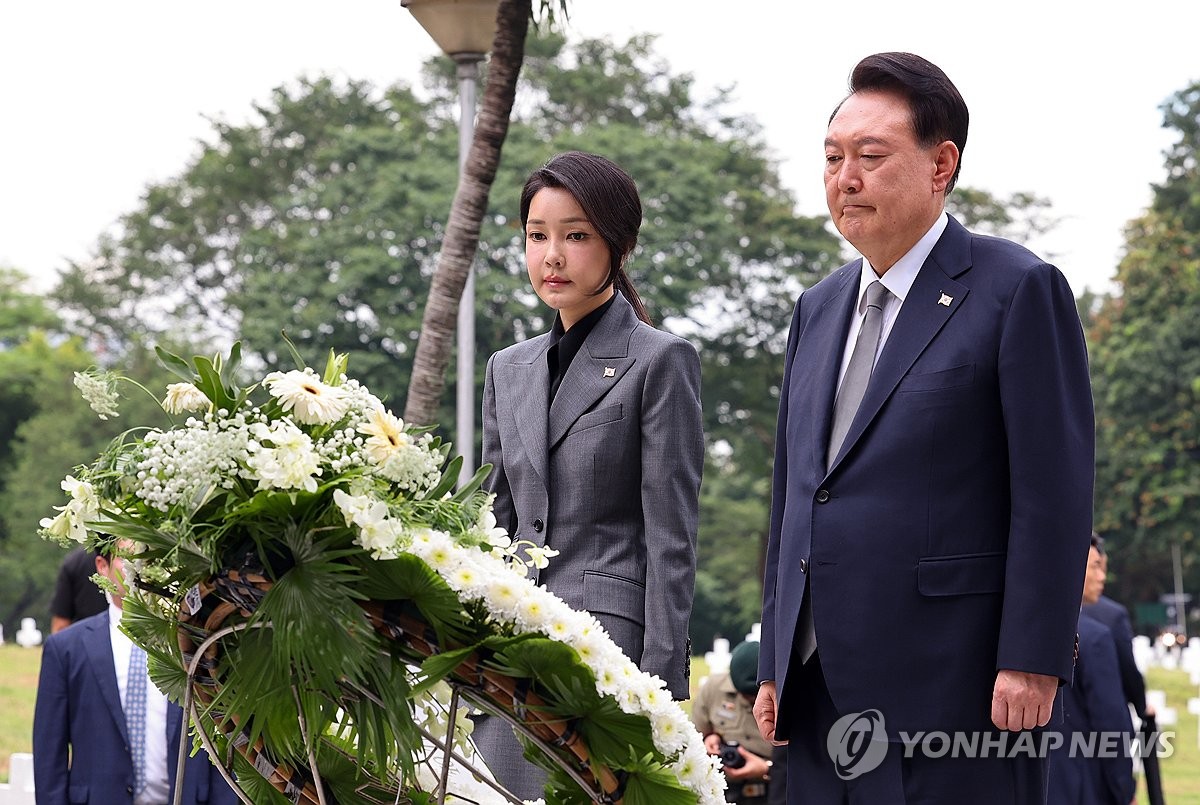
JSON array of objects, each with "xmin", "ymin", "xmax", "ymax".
[
  {"xmin": 3, "ymin": 645, "xmax": 1197, "ymax": 803},
  {"xmin": 1146, "ymin": 666, "xmax": 1200, "ymax": 805},
  {"xmin": 0, "ymin": 644, "xmax": 40, "ymax": 783}
]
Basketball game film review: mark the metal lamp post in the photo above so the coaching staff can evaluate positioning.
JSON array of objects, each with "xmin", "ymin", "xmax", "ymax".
[{"xmin": 401, "ymin": 0, "xmax": 499, "ymax": 483}]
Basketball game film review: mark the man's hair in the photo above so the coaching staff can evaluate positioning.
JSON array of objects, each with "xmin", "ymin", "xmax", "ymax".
[
  {"xmin": 1089, "ymin": 531, "xmax": 1106, "ymax": 553},
  {"xmin": 842, "ymin": 52, "xmax": 969, "ymax": 193}
]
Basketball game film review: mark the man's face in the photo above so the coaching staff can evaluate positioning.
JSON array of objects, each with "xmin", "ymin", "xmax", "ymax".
[
  {"xmin": 824, "ymin": 90, "xmax": 957, "ymax": 271},
  {"xmin": 1082, "ymin": 546, "xmax": 1106, "ymax": 605},
  {"xmin": 94, "ymin": 545, "xmax": 131, "ymax": 607}
]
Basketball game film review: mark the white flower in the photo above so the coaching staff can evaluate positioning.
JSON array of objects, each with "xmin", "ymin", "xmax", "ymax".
[
  {"xmin": 357, "ymin": 408, "xmax": 410, "ymax": 465},
  {"xmin": 162, "ymin": 382, "xmax": 210, "ymax": 414},
  {"xmin": 474, "ymin": 506, "xmax": 511, "ymax": 548},
  {"xmin": 332, "ymin": 489, "xmax": 387, "ymax": 528},
  {"xmin": 246, "ymin": 420, "xmax": 322, "ymax": 493},
  {"xmin": 39, "ymin": 476, "xmax": 104, "ymax": 544},
  {"xmin": 525, "ymin": 545, "xmax": 559, "ymax": 570},
  {"xmin": 264, "ymin": 369, "xmax": 349, "ymax": 425},
  {"xmin": 39, "ymin": 509, "xmax": 75, "ymax": 543},
  {"xmin": 74, "ymin": 369, "xmax": 120, "ymax": 420}
]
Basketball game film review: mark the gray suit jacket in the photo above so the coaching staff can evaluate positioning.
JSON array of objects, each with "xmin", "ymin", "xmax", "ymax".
[{"xmin": 482, "ymin": 291, "xmax": 703, "ymax": 696}]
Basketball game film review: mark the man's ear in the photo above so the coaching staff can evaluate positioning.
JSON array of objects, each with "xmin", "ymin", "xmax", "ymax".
[{"xmin": 931, "ymin": 141, "xmax": 960, "ymax": 193}]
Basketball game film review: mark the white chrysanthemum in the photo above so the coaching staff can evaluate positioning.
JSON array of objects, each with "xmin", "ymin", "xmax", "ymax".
[
  {"xmin": 161, "ymin": 382, "xmax": 210, "ymax": 414},
  {"xmin": 246, "ymin": 420, "xmax": 322, "ymax": 493},
  {"xmin": 650, "ymin": 711, "xmax": 690, "ymax": 754},
  {"xmin": 638, "ymin": 680, "xmax": 672, "ymax": 715},
  {"xmin": 264, "ymin": 369, "xmax": 349, "ymax": 425},
  {"xmin": 408, "ymin": 534, "xmax": 724, "ymax": 803},
  {"xmin": 484, "ymin": 577, "xmax": 522, "ymax": 619},
  {"xmin": 74, "ymin": 370, "xmax": 120, "ymax": 420}
]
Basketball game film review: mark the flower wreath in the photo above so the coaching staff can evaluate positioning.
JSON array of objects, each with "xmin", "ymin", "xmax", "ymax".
[{"xmin": 42, "ymin": 343, "xmax": 725, "ymax": 805}]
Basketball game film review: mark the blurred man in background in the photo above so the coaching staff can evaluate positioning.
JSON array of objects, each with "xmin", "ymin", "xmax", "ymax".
[
  {"xmin": 694, "ymin": 640, "xmax": 785, "ymax": 804},
  {"xmin": 49, "ymin": 546, "xmax": 106, "ymax": 634}
]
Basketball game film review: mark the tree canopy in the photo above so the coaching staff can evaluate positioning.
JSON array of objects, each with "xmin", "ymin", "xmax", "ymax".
[{"xmin": 1089, "ymin": 81, "xmax": 1200, "ymax": 622}]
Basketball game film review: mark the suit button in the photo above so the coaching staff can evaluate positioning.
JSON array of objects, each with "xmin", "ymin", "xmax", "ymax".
[
  {"xmin": 815, "ymin": 489, "xmax": 830, "ymax": 503},
  {"xmin": 532, "ymin": 518, "xmax": 544, "ymax": 532},
  {"xmin": 126, "ymin": 786, "xmax": 134, "ymax": 795},
  {"xmin": 800, "ymin": 558, "xmax": 809, "ymax": 574}
]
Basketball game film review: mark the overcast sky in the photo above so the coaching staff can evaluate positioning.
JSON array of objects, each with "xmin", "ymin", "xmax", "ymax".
[{"xmin": 2, "ymin": 1, "xmax": 1197, "ymax": 298}]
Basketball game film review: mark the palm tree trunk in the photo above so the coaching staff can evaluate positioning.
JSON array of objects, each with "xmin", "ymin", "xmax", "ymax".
[{"xmin": 404, "ymin": 0, "xmax": 532, "ymax": 427}]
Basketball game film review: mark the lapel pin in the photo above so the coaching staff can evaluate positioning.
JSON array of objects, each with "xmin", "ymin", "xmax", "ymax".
[
  {"xmin": 604, "ymin": 366, "xmax": 616, "ymax": 377},
  {"xmin": 938, "ymin": 293, "xmax": 953, "ymax": 307}
]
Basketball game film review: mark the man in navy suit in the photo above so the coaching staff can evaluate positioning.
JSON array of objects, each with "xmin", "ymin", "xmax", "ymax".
[
  {"xmin": 33, "ymin": 544, "xmax": 238, "ymax": 805},
  {"xmin": 754, "ymin": 52, "xmax": 1094, "ymax": 803},
  {"xmin": 1082, "ymin": 533, "xmax": 1152, "ymax": 723},
  {"xmin": 1049, "ymin": 537, "xmax": 1136, "ymax": 805}
]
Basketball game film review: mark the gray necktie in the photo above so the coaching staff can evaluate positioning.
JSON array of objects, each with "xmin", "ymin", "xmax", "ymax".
[
  {"xmin": 801, "ymin": 280, "xmax": 889, "ymax": 664},
  {"xmin": 826, "ymin": 280, "xmax": 891, "ymax": 470}
]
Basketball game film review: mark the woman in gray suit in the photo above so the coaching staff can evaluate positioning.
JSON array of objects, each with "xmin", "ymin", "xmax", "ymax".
[{"xmin": 475, "ymin": 151, "xmax": 704, "ymax": 800}]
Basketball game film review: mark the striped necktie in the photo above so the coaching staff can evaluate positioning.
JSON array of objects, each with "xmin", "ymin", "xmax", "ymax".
[{"xmin": 126, "ymin": 644, "xmax": 148, "ymax": 797}]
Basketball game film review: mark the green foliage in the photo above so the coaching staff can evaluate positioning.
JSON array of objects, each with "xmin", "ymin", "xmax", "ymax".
[
  {"xmin": 0, "ymin": 276, "xmax": 176, "ymax": 635},
  {"xmin": 1090, "ymin": 81, "xmax": 1200, "ymax": 614},
  {"xmin": 946, "ymin": 187, "xmax": 1058, "ymax": 244}
]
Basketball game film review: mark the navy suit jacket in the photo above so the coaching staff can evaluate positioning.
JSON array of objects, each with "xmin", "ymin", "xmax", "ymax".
[
  {"xmin": 32, "ymin": 610, "xmax": 238, "ymax": 805},
  {"xmin": 1048, "ymin": 614, "xmax": 1136, "ymax": 805},
  {"xmin": 1083, "ymin": 594, "xmax": 1148, "ymax": 717},
  {"xmin": 760, "ymin": 216, "xmax": 1094, "ymax": 737}
]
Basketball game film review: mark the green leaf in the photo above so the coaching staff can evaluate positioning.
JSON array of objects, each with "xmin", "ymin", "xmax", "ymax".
[{"xmin": 154, "ymin": 345, "xmax": 199, "ymax": 383}]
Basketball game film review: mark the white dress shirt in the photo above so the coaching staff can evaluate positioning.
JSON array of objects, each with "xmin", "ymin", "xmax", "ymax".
[
  {"xmin": 108, "ymin": 600, "xmax": 171, "ymax": 805},
  {"xmin": 836, "ymin": 212, "xmax": 949, "ymax": 391}
]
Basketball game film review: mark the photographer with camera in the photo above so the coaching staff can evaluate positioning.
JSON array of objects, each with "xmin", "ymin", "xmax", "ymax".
[{"xmin": 693, "ymin": 640, "xmax": 782, "ymax": 804}]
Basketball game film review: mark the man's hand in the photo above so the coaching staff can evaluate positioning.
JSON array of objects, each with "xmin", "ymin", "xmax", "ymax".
[
  {"xmin": 991, "ymin": 669, "xmax": 1058, "ymax": 730},
  {"xmin": 724, "ymin": 746, "xmax": 771, "ymax": 781},
  {"xmin": 703, "ymin": 732, "xmax": 723, "ymax": 755},
  {"xmin": 753, "ymin": 682, "xmax": 786, "ymax": 745}
]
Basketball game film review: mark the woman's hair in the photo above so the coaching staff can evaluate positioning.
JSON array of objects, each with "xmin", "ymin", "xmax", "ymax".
[{"xmin": 519, "ymin": 151, "xmax": 652, "ymax": 325}]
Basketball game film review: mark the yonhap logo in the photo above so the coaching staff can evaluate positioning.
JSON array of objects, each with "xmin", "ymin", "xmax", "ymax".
[{"xmin": 827, "ymin": 709, "xmax": 889, "ymax": 779}]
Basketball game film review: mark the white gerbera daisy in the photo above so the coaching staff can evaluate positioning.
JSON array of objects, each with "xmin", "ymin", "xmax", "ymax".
[
  {"xmin": 357, "ymin": 408, "xmax": 410, "ymax": 464},
  {"xmin": 162, "ymin": 382, "xmax": 210, "ymax": 414},
  {"xmin": 264, "ymin": 369, "xmax": 349, "ymax": 425}
]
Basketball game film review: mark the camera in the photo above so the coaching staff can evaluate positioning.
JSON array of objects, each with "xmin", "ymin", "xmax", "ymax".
[{"xmin": 718, "ymin": 739, "xmax": 745, "ymax": 769}]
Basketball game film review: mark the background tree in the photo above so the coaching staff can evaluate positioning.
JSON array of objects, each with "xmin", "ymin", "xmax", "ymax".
[
  {"xmin": 0, "ymin": 272, "xmax": 171, "ymax": 633},
  {"xmin": 405, "ymin": 0, "xmax": 532, "ymax": 425},
  {"xmin": 1089, "ymin": 81, "xmax": 1200, "ymax": 630}
]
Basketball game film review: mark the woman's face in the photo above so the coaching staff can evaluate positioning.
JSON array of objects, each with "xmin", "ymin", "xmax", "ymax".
[{"xmin": 525, "ymin": 187, "xmax": 614, "ymax": 329}]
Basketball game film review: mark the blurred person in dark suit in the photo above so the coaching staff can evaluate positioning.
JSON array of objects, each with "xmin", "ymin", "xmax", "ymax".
[
  {"xmin": 1081, "ymin": 532, "xmax": 1153, "ymax": 722},
  {"xmin": 1048, "ymin": 538, "xmax": 1136, "ymax": 805},
  {"xmin": 49, "ymin": 546, "xmax": 106, "ymax": 634}
]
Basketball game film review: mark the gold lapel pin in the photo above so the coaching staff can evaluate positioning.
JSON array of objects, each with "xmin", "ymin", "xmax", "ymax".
[
  {"xmin": 604, "ymin": 366, "xmax": 616, "ymax": 377},
  {"xmin": 938, "ymin": 293, "xmax": 953, "ymax": 307}
]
